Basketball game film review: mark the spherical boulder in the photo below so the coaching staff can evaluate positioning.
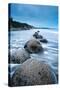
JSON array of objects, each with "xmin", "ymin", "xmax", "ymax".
[
  {"xmin": 9, "ymin": 48, "xmax": 30, "ymax": 64},
  {"xmin": 12, "ymin": 59, "xmax": 57, "ymax": 86},
  {"xmin": 24, "ymin": 38, "xmax": 43, "ymax": 53}
]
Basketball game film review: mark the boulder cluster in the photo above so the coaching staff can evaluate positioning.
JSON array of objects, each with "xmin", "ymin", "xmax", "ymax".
[{"xmin": 9, "ymin": 31, "xmax": 57, "ymax": 86}]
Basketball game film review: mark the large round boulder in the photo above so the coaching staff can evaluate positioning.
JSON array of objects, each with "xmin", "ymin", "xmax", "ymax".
[
  {"xmin": 24, "ymin": 38, "xmax": 43, "ymax": 53},
  {"xmin": 9, "ymin": 48, "xmax": 30, "ymax": 64},
  {"xmin": 12, "ymin": 59, "xmax": 57, "ymax": 86}
]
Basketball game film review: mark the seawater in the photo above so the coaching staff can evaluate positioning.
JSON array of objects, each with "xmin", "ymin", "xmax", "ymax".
[{"xmin": 9, "ymin": 29, "xmax": 58, "ymax": 82}]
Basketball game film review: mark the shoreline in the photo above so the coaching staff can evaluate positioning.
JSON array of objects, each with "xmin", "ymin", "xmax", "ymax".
[{"xmin": 9, "ymin": 28, "xmax": 58, "ymax": 34}]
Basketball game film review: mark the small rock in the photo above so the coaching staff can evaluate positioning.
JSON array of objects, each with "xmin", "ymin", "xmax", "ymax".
[
  {"xmin": 40, "ymin": 38, "xmax": 48, "ymax": 43},
  {"xmin": 33, "ymin": 31, "xmax": 43, "ymax": 39},
  {"xmin": 33, "ymin": 34, "xmax": 43, "ymax": 39}
]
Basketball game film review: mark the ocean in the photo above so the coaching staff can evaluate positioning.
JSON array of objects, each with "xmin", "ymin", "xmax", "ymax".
[{"xmin": 8, "ymin": 29, "xmax": 58, "ymax": 83}]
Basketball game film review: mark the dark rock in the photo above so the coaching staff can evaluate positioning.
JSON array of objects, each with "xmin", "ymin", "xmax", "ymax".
[
  {"xmin": 33, "ymin": 31, "xmax": 43, "ymax": 39},
  {"xmin": 33, "ymin": 34, "xmax": 43, "ymax": 39},
  {"xmin": 33, "ymin": 35, "xmax": 48, "ymax": 43},
  {"xmin": 40, "ymin": 38, "xmax": 48, "ymax": 43}
]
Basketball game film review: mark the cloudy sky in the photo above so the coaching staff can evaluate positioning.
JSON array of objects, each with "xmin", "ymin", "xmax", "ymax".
[{"xmin": 9, "ymin": 3, "xmax": 58, "ymax": 29}]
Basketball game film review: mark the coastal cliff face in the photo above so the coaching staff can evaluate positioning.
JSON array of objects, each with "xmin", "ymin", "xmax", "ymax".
[{"xmin": 9, "ymin": 18, "xmax": 34, "ymax": 30}]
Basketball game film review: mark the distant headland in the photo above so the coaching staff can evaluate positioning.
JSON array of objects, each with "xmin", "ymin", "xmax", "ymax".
[
  {"xmin": 9, "ymin": 18, "xmax": 35, "ymax": 30},
  {"xmin": 9, "ymin": 18, "xmax": 57, "ymax": 31}
]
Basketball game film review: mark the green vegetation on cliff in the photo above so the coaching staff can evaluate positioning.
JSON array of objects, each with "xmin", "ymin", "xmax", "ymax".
[{"xmin": 9, "ymin": 18, "xmax": 34, "ymax": 30}]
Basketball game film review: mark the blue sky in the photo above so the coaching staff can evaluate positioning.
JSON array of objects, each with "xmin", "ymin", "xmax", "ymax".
[{"xmin": 9, "ymin": 3, "xmax": 58, "ymax": 29}]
